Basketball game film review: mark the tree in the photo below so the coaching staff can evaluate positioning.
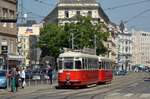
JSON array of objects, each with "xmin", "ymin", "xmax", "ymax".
[
  {"xmin": 38, "ymin": 16, "xmax": 109, "ymax": 58},
  {"xmin": 38, "ymin": 23, "xmax": 69, "ymax": 58},
  {"xmin": 64, "ymin": 16, "xmax": 109, "ymax": 55}
]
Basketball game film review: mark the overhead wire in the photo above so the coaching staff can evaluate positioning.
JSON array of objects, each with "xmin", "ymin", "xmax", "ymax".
[
  {"xmin": 20, "ymin": 0, "xmax": 150, "ymax": 25},
  {"xmin": 124, "ymin": 8, "xmax": 150, "ymax": 23},
  {"xmin": 104, "ymin": 0, "xmax": 150, "ymax": 10}
]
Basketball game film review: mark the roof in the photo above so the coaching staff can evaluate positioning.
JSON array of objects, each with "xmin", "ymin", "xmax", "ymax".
[
  {"xmin": 59, "ymin": 51, "xmax": 98, "ymax": 59},
  {"xmin": 98, "ymin": 56, "xmax": 112, "ymax": 62},
  {"xmin": 59, "ymin": 0, "xmax": 97, "ymax": 4}
]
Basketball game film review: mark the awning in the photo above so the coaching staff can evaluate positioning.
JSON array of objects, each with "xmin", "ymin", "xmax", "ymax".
[{"xmin": 7, "ymin": 54, "xmax": 25, "ymax": 61}]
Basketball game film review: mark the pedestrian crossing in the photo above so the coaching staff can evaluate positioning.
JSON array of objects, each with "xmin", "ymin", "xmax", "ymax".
[{"xmin": 106, "ymin": 92, "xmax": 150, "ymax": 99}]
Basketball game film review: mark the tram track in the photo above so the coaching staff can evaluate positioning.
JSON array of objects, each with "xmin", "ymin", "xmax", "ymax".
[
  {"xmin": 61, "ymin": 73, "xmax": 145, "ymax": 99},
  {"xmin": 89, "ymin": 79, "xmax": 143, "ymax": 99},
  {"xmin": 1, "ymin": 73, "xmax": 146, "ymax": 99}
]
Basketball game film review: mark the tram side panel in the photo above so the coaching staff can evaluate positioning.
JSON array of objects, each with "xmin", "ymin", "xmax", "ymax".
[
  {"xmin": 98, "ymin": 69, "xmax": 113, "ymax": 83},
  {"xmin": 58, "ymin": 70, "xmax": 99, "ymax": 87}
]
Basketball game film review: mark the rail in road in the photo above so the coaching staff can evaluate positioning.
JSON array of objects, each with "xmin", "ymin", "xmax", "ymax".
[{"xmin": 0, "ymin": 72, "xmax": 148, "ymax": 99}]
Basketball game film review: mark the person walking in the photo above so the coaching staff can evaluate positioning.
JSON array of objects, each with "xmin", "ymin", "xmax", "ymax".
[
  {"xmin": 15, "ymin": 67, "xmax": 20, "ymax": 91},
  {"xmin": 8, "ymin": 68, "xmax": 17, "ymax": 93},
  {"xmin": 47, "ymin": 66, "xmax": 53, "ymax": 84},
  {"xmin": 20, "ymin": 67, "xmax": 26, "ymax": 88}
]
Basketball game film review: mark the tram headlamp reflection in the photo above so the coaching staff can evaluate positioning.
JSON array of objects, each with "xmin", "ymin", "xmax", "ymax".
[{"xmin": 66, "ymin": 74, "xmax": 70, "ymax": 81}]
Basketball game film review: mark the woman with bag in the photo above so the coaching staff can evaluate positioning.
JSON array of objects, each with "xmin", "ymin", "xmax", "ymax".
[{"xmin": 20, "ymin": 67, "xmax": 26, "ymax": 88}]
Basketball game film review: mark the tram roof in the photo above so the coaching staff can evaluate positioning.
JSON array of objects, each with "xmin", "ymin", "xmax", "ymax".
[
  {"xmin": 59, "ymin": 51, "xmax": 98, "ymax": 59},
  {"xmin": 98, "ymin": 56, "xmax": 112, "ymax": 62}
]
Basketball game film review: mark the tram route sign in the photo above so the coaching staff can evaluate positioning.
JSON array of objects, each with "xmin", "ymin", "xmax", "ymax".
[
  {"xmin": 63, "ymin": 48, "xmax": 96, "ymax": 55},
  {"xmin": 82, "ymin": 48, "xmax": 96, "ymax": 55}
]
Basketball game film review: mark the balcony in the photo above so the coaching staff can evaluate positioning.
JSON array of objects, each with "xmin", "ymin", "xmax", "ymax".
[
  {"xmin": 4, "ymin": 0, "xmax": 17, "ymax": 4},
  {"xmin": 0, "ymin": 17, "xmax": 17, "ymax": 23}
]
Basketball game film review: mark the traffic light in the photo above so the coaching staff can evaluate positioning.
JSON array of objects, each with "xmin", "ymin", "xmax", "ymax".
[{"xmin": 1, "ymin": 46, "xmax": 8, "ymax": 55}]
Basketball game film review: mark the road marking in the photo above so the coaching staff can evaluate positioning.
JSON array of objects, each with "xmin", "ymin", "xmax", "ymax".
[
  {"xmin": 124, "ymin": 93, "xmax": 134, "ymax": 97},
  {"xmin": 108, "ymin": 92, "xmax": 120, "ymax": 96},
  {"xmin": 129, "ymin": 83, "xmax": 138, "ymax": 87},
  {"xmin": 140, "ymin": 94, "xmax": 150, "ymax": 98}
]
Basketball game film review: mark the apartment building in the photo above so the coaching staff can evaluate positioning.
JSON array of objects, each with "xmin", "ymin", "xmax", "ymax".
[
  {"xmin": 44, "ymin": 0, "xmax": 117, "ymax": 63},
  {"xmin": 18, "ymin": 24, "xmax": 42, "ymax": 66},
  {"xmin": 132, "ymin": 30, "xmax": 150, "ymax": 67},
  {"xmin": 117, "ymin": 29, "xmax": 132, "ymax": 70},
  {"xmin": 0, "ymin": 0, "xmax": 17, "ymax": 54}
]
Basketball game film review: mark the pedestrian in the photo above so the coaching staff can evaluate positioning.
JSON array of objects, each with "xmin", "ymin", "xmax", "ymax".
[
  {"xmin": 8, "ymin": 68, "xmax": 17, "ymax": 92},
  {"xmin": 20, "ymin": 67, "xmax": 26, "ymax": 88},
  {"xmin": 47, "ymin": 66, "xmax": 53, "ymax": 84},
  {"xmin": 15, "ymin": 67, "xmax": 20, "ymax": 91}
]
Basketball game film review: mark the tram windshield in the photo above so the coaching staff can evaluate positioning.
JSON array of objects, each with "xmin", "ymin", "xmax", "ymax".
[{"xmin": 64, "ymin": 60, "xmax": 73, "ymax": 69}]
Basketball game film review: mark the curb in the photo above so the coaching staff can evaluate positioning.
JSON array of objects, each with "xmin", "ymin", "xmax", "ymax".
[{"xmin": 0, "ymin": 84, "xmax": 57, "ymax": 97}]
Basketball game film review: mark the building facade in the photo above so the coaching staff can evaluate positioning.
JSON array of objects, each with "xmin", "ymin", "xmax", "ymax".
[
  {"xmin": 44, "ymin": 0, "xmax": 117, "ymax": 63},
  {"xmin": 18, "ymin": 24, "xmax": 42, "ymax": 66},
  {"xmin": 0, "ymin": 0, "xmax": 17, "ymax": 55},
  {"xmin": 117, "ymin": 29, "xmax": 132, "ymax": 70},
  {"xmin": 132, "ymin": 30, "xmax": 150, "ymax": 67}
]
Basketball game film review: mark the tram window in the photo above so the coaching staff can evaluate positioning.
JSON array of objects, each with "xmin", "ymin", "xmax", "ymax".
[
  {"xmin": 75, "ymin": 60, "xmax": 82, "ymax": 69},
  {"xmin": 82, "ymin": 59, "xmax": 85, "ymax": 69},
  {"xmin": 99, "ymin": 62, "xmax": 102, "ymax": 69},
  {"xmin": 85, "ymin": 59, "xmax": 88, "ymax": 69},
  {"xmin": 93, "ymin": 59, "xmax": 98, "ymax": 69},
  {"xmin": 64, "ymin": 61, "xmax": 73, "ymax": 69},
  {"xmin": 105, "ymin": 62, "xmax": 109, "ymax": 69},
  {"xmin": 102, "ymin": 61, "xmax": 105, "ymax": 69},
  {"xmin": 58, "ymin": 60, "xmax": 62, "ymax": 69},
  {"xmin": 88, "ymin": 59, "xmax": 92, "ymax": 69}
]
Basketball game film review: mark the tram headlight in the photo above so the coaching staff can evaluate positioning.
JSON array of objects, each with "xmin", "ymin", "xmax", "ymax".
[
  {"xmin": 66, "ymin": 74, "xmax": 70, "ymax": 81},
  {"xmin": 58, "ymin": 70, "xmax": 63, "ymax": 73}
]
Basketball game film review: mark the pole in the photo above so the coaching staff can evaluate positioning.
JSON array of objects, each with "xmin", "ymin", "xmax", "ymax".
[
  {"xmin": 6, "ymin": 54, "xmax": 9, "ymax": 89},
  {"xmin": 94, "ymin": 34, "xmax": 97, "ymax": 54},
  {"xmin": 71, "ymin": 33, "xmax": 74, "ymax": 49}
]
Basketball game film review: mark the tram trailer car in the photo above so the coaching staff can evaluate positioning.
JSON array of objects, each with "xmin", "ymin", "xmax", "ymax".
[
  {"xmin": 98, "ymin": 57, "xmax": 113, "ymax": 84},
  {"xmin": 57, "ymin": 51, "xmax": 99, "ymax": 88}
]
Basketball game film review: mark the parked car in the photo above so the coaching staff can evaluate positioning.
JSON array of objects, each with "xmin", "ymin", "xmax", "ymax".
[
  {"xmin": 32, "ymin": 74, "xmax": 41, "ymax": 80},
  {"xmin": 0, "ymin": 70, "xmax": 7, "ymax": 88},
  {"xmin": 113, "ymin": 70, "xmax": 127, "ymax": 76}
]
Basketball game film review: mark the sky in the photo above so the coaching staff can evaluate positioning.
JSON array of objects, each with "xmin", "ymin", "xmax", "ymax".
[{"xmin": 20, "ymin": 0, "xmax": 150, "ymax": 32}]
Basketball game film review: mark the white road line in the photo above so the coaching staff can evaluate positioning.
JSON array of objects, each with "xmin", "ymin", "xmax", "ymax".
[
  {"xmin": 124, "ymin": 93, "xmax": 134, "ymax": 97},
  {"xmin": 140, "ymin": 94, "xmax": 150, "ymax": 98},
  {"xmin": 129, "ymin": 83, "xmax": 138, "ymax": 87},
  {"xmin": 108, "ymin": 92, "xmax": 120, "ymax": 96}
]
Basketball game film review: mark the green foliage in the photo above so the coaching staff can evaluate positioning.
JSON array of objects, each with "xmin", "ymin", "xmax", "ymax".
[
  {"xmin": 38, "ymin": 16, "xmax": 110, "ymax": 58},
  {"xmin": 64, "ymin": 16, "xmax": 109, "ymax": 55},
  {"xmin": 38, "ymin": 23, "xmax": 69, "ymax": 58}
]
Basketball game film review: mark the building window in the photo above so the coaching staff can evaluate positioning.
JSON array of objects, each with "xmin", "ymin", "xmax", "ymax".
[
  {"xmin": 126, "ymin": 41, "xmax": 128, "ymax": 44},
  {"xmin": 88, "ymin": 11, "xmax": 92, "ymax": 17},
  {"xmin": 10, "ymin": 40, "xmax": 14, "ymax": 53},
  {"xmin": 65, "ymin": 11, "xmax": 69, "ymax": 18},
  {"xmin": 125, "ymin": 47, "xmax": 128, "ymax": 52},
  {"xmin": 2, "ymin": 8, "xmax": 8, "ymax": 27},
  {"xmin": 9, "ymin": 10, "xmax": 14, "ymax": 28},
  {"xmin": 76, "ymin": 11, "xmax": 80, "ymax": 16},
  {"xmin": 142, "ymin": 33, "xmax": 146, "ymax": 36}
]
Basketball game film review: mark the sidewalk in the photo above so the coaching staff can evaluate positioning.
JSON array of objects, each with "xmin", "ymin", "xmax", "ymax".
[{"xmin": 0, "ymin": 82, "xmax": 57, "ymax": 97}]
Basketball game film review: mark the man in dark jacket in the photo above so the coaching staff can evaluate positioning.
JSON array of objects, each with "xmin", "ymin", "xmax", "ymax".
[{"xmin": 47, "ymin": 66, "xmax": 53, "ymax": 84}]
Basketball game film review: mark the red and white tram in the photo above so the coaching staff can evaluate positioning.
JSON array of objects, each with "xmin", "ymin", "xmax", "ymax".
[
  {"xmin": 57, "ymin": 51, "xmax": 99, "ymax": 88},
  {"xmin": 98, "ymin": 57, "xmax": 113, "ymax": 84}
]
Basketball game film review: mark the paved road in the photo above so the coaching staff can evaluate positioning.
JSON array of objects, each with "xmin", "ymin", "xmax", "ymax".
[{"xmin": 1, "ymin": 72, "xmax": 150, "ymax": 99}]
